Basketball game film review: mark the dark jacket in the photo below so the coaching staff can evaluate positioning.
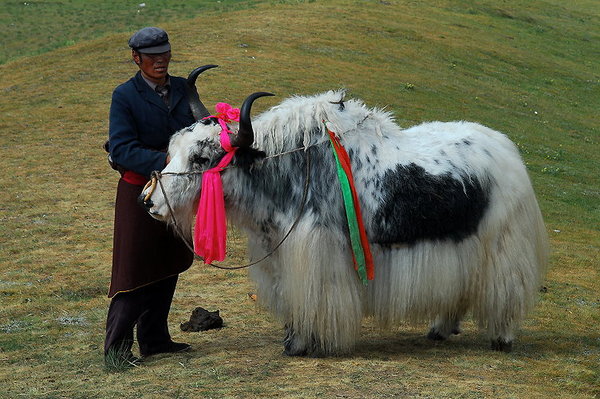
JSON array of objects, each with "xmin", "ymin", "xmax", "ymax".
[
  {"xmin": 107, "ymin": 71, "xmax": 196, "ymax": 297},
  {"xmin": 108, "ymin": 71, "xmax": 197, "ymax": 178}
]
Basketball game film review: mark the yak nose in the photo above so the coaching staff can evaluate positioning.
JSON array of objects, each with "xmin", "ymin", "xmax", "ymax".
[
  {"xmin": 138, "ymin": 176, "xmax": 158, "ymax": 211},
  {"xmin": 137, "ymin": 194, "xmax": 154, "ymax": 211}
]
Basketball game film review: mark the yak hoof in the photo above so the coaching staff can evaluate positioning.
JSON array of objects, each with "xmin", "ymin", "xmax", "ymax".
[
  {"xmin": 427, "ymin": 325, "xmax": 460, "ymax": 341},
  {"xmin": 283, "ymin": 346, "xmax": 308, "ymax": 357},
  {"xmin": 491, "ymin": 338, "xmax": 513, "ymax": 352},
  {"xmin": 283, "ymin": 325, "xmax": 310, "ymax": 357},
  {"xmin": 427, "ymin": 329, "xmax": 448, "ymax": 341}
]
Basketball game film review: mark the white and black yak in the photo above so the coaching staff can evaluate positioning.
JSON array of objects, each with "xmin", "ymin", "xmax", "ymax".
[{"xmin": 141, "ymin": 70, "xmax": 548, "ymax": 356}]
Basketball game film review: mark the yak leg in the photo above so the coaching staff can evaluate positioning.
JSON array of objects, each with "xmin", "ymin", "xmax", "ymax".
[
  {"xmin": 479, "ymin": 218, "xmax": 545, "ymax": 353},
  {"xmin": 283, "ymin": 324, "xmax": 317, "ymax": 357},
  {"xmin": 427, "ymin": 305, "xmax": 467, "ymax": 341},
  {"xmin": 491, "ymin": 336, "xmax": 513, "ymax": 352},
  {"xmin": 484, "ymin": 294, "xmax": 517, "ymax": 353},
  {"xmin": 427, "ymin": 294, "xmax": 469, "ymax": 341},
  {"xmin": 427, "ymin": 317, "xmax": 462, "ymax": 341},
  {"xmin": 279, "ymin": 225, "xmax": 363, "ymax": 357},
  {"xmin": 485, "ymin": 311, "xmax": 515, "ymax": 352}
]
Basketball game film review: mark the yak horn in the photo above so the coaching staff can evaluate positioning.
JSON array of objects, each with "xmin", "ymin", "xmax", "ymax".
[
  {"xmin": 233, "ymin": 91, "xmax": 275, "ymax": 148},
  {"xmin": 186, "ymin": 65, "xmax": 218, "ymax": 120}
]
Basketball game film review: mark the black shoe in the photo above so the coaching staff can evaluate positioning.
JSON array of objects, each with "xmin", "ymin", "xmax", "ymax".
[{"xmin": 141, "ymin": 341, "xmax": 191, "ymax": 357}]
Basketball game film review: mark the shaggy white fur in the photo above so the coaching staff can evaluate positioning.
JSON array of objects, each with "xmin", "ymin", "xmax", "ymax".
[{"xmin": 144, "ymin": 90, "xmax": 548, "ymax": 355}]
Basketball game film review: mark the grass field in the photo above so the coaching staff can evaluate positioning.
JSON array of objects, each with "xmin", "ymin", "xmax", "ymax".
[
  {"xmin": 0, "ymin": 0, "xmax": 598, "ymax": 398},
  {"xmin": 0, "ymin": 0, "xmax": 263, "ymax": 65}
]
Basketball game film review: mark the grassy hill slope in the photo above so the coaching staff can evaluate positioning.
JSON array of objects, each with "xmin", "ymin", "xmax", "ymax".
[
  {"xmin": 0, "ymin": 0, "xmax": 598, "ymax": 397},
  {"xmin": 0, "ymin": 0, "xmax": 262, "ymax": 65}
]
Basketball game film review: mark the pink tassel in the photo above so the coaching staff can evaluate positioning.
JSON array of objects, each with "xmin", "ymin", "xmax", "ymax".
[{"xmin": 193, "ymin": 108, "xmax": 238, "ymax": 263}]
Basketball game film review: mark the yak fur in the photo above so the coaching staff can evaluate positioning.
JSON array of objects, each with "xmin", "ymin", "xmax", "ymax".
[{"xmin": 143, "ymin": 90, "xmax": 548, "ymax": 355}]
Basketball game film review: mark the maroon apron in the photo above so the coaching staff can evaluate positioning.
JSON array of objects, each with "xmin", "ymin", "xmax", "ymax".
[{"xmin": 108, "ymin": 178, "xmax": 194, "ymax": 298}]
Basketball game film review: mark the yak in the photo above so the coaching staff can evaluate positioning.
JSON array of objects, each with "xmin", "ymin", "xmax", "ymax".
[{"xmin": 140, "ymin": 69, "xmax": 548, "ymax": 356}]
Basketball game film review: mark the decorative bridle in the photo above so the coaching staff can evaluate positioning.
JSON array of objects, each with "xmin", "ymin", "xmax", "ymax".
[{"xmin": 146, "ymin": 148, "xmax": 311, "ymax": 270}]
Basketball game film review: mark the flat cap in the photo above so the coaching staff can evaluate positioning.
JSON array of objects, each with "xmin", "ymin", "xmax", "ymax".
[{"xmin": 128, "ymin": 27, "xmax": 171, "ymax": 54}]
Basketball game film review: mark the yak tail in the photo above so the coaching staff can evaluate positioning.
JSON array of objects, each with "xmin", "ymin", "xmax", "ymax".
[{"xmin": 474, "ymin": 183, "xmax": 549, "ymax": 341}]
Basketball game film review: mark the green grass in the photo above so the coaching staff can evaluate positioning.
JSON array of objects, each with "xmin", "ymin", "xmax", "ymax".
[
  {"xmin": 0, "ymin": 0, "xmax": 263, "ymax": 65},
  {"xmin": 0, "ymin": 0, "xmax": 598, "ymax": 398}
]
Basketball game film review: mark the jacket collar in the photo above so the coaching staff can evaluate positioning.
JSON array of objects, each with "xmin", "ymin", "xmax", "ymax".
[{"xmin": 133, "ymin": 71, "xmax": 186, "ymax": 112}]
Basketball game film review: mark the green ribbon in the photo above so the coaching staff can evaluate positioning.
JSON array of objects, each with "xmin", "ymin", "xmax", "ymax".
[{"xmin": 328, "ymin": 133, "xmax": 369, "ymax": 285}]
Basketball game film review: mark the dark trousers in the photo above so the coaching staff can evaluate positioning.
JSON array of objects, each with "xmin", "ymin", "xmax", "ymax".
[{"xmin": 105, "ymin": 275, "xmax": 178, "ymax": 356}]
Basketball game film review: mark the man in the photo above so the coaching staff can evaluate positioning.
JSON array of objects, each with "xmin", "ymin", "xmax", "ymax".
[{"xmin": 104, "ymin": 27, "xmax": 197, "ymax": 367}]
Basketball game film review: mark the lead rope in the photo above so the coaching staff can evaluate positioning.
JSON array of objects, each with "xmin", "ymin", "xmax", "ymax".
[{"xmin": 152, "ymin": 149, "xmax": 311, "ymax": 270}]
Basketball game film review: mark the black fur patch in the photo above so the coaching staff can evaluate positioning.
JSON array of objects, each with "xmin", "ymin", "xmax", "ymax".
[
  {"xmin": 236, "ymin": 141, "xmax": 344, "ymax": 227},
  {"xmin": 372, "ymin": 163, "xmax": 489, "ymax": 245}
]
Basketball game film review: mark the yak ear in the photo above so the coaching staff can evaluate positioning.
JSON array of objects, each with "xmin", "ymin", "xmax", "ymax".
[{"xmin": 231, "ymin": 147, "xmax": 266, "ymax": 169}]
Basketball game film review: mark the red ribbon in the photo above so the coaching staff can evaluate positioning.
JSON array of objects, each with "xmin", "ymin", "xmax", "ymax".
[{"xmin": 327, "ymin": 127, "xmax": 374, "ymax": 282}]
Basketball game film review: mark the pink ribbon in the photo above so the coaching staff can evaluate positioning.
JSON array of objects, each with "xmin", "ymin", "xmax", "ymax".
[{"xmin": 193, "ymin": 104, "xmax": 239, "ymax": 264}]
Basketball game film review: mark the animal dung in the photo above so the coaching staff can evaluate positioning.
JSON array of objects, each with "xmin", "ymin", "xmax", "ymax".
[{"xmin": 180, "ymin": 307, "xmax": 223, "ymax": 332}]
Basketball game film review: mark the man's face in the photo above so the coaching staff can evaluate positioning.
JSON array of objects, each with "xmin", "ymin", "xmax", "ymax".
[{"xmin": 133, "ymin": 50, "xmax": 171, "ymax": 84}]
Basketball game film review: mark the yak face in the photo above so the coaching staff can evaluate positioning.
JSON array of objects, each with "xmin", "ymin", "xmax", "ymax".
[
  {"xmin": 140, "ymin": 115, "xmax": 267, "ymax": 239},
  {"xmin": 141, "ymin": 119, "xmax": 224, "ymax": 237}
]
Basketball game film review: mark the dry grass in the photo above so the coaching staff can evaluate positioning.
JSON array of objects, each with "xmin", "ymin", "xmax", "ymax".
[{"xmin": 0, "ymin": 0, "xmax": 598, "ymax": 398}]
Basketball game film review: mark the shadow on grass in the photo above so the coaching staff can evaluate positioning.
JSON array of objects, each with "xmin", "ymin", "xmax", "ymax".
[
  {"xmin": 351, "ymin": 330, "xmax": 598, "ymax": 361},
  {"xmin": 165, "ymin": 323, "xmax": 596, "ymax": 362}
]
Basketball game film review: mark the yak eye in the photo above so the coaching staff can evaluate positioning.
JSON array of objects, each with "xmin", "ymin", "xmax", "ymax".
[
  {"xmin": 191, "ymin": 153, "xmax": 209, "ymax": 165},
  {"xmin": 200, "ymin": 117, "xmax": 218, "ymax": 126}
]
